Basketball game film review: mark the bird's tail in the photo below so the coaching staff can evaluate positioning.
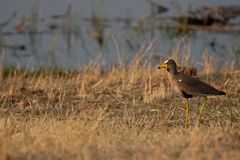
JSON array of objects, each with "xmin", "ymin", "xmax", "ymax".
[{"xmin": 218, "ymin": 90, "xmax": 226, "ymax": 95}]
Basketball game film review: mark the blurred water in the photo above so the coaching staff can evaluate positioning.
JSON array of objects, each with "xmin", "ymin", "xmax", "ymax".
[{"xmin": 1, "ymin": 0, "xmax": 240, "ymax": 70}]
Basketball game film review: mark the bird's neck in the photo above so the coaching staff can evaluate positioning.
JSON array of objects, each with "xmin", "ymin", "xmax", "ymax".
[{"xmin": 168, "ymin": 68, "xmax": 178, "ymax": 75}]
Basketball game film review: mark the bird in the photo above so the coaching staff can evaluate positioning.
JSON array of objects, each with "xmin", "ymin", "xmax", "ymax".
[{"xmin": 157, "ymin": 59, "xmax": 225, "ymax": 127}]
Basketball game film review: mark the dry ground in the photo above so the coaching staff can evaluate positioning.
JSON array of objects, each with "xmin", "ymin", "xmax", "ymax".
[{"xmin": 0, "ymin": 58, "xmax": 239, "ymax": 160}]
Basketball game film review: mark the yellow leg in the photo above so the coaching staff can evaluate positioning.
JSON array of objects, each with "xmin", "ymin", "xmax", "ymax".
[
  {"xmin": 185, "ymin": 98, "xmax": 189, "ymax": 128},
  {"xmin": 198, "ymin": 97, "xmax": 207, "ymax": 121}
]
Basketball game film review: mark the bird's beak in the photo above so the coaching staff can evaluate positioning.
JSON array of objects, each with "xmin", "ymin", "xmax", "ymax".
[{"xmin": 157, "ymin": 63, "xmax": 168, "ymax": 69}]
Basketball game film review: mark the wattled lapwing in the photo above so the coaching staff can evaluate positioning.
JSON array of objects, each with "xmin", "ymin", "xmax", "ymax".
[{"xmin": 157, "ymin": 59, "xmax": 225, "ymax": 127}]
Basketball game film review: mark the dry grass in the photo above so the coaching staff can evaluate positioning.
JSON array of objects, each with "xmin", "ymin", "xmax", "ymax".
[{"xmin": 0, "ymin": 54, "xmax": 239, "ymax": 160}]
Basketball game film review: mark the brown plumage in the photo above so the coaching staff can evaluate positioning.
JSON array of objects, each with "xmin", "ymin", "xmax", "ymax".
[{"xmin": 157, "ymin": 59, "xmax": 225, "ymax": 127}]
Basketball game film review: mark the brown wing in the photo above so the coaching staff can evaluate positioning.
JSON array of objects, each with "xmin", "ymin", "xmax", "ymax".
[{"xmin": 174, "ymin": 72, "xmax": 225, "ymax": 96}]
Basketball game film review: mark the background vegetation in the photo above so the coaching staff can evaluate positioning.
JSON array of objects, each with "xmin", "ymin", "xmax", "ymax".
[{"xmin": 0, "ymin": 48, "xmax": 239, "ymax": 160}]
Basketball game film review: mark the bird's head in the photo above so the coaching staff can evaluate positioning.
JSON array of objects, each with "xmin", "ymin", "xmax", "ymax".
[{"xmin": 157, "ymin": 59, "xmax": 177, "ymax": 74}]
